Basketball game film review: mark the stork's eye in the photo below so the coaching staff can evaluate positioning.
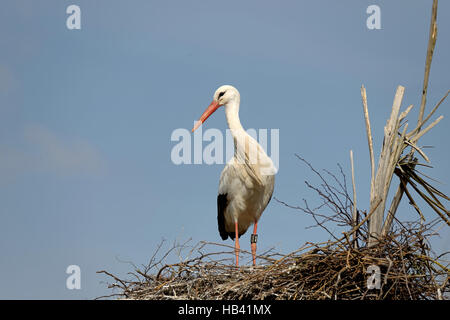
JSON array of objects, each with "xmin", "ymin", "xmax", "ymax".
[{"xmin": 218, "ymin": 91, "xmax": 226, "ymax": 99}]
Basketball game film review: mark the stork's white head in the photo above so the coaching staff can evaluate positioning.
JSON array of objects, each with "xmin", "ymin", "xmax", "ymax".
[
  {"xmin": 213, "ymin": 85, "xmax": 240, "ymax": 107},
  {"xmin": 192, "ymin": 85, "xmax": 240, "ymax": 132}
]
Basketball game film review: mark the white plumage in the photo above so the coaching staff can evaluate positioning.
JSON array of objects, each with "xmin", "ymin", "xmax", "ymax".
[
  {"xmin": 218, "ymin": 139, "xmax": 275, "ymax": 239},
  {"xmin": 192, "ymin": 85, "xmax": 276, "ymax": 266}
]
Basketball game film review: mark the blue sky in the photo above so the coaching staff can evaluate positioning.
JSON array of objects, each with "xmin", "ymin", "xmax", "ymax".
[{"xmin": 0, "ymin": 0, "xmax": 449, "ymax": 299}]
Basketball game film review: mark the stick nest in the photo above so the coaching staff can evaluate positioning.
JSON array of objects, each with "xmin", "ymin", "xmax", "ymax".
[
  {"xmin": 98, "ymin": 230, "xmax": 448, "ymax": 300},
  {"xmin": 98, "ymin": 159, "xmax": 449, "ymax": 300}
]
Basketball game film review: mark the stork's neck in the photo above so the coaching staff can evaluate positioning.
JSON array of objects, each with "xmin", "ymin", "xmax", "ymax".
[{"xmin": 224, "ymin": 99, "xmax": 244, "ymax": 135}]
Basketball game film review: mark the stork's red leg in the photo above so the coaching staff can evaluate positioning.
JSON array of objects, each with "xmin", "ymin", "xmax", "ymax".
[
  {"xmin": 251, "ymin": 222, "xmax": 258, "ymax": 266},
  {"xmin": 234, "ymin": 221, "xmax": 240, "ymax": 267}
]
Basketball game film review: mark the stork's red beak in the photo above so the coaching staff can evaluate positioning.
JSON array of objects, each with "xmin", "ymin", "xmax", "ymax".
[{"xmin": 192, "ymin": 100, "xmax": 220, "ymax": 132}]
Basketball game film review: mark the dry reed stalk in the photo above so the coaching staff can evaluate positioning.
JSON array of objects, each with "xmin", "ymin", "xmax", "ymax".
[
  {"xmin": 364, "ymin": 0, "xmax": 449, "ymax": 242},
  {"xmin": 361, "ymin": 85, "xmax": 375, "ymax": 200},
  {"xmin": 350, "ymin": 150, "xmax": 358, "ymax": 247},
  {"xmin": 367, "ymin": 86, "xmax": 405, "ymax": 246}
]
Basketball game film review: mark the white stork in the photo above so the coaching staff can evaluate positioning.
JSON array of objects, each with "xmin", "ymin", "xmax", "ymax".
[{"xmin": 192, "ymin": 85, "xmax": 276, "ymax": 266}]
